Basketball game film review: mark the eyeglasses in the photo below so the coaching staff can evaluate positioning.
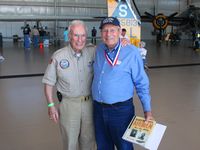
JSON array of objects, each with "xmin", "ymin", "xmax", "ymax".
[{"xmin": 73, "ymin": 33, "xmax": 86, "ymax": 39}]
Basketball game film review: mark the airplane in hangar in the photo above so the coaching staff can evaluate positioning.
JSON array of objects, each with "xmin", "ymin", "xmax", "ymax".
[
  {"xmin": 109, "ymin": 1, "xmax": 200, "ymax": 33},
  {"xmin": 131, "ymin": 0, "xmax": 200, "ymax": 47},
  {"xmin": 141, "ymin": 5, "xmax": 200, "ymax": 33}
]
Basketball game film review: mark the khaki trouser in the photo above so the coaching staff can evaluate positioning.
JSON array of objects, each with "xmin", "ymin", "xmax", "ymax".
[{"xmin": 59, "ymin": 96, "xmax": 95, "ymax": 150}]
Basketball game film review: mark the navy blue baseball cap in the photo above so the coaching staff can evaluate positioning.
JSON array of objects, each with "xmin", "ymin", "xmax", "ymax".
[{"xmin": 99, "ymin": 17, "xmax": 121, "ymax": 29}]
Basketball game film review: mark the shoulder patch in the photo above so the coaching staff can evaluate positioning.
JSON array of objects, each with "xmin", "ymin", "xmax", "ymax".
[{"xmin": 59, "ymin": 59, "xmax": 69, "ymax": 69}]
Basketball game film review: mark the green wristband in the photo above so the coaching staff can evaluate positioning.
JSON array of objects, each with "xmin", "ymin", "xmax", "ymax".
[{"xmin": 48, "ymin": 102, "xmax": 55, "ymax": 107}]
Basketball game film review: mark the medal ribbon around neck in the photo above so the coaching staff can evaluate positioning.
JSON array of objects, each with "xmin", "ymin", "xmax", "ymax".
[{"xmin": 104, "ymin": 43, "xmax": 121, "ymax": 66}]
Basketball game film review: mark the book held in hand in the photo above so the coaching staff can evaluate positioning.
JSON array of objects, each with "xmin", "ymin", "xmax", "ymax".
[{"xmin": 122, "ymin": 116, "xmax": 167, "ymax": 150}]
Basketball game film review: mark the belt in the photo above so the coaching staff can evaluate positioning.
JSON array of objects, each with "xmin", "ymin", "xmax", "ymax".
[
  {"xmin": 80, "ymin": 96, "xmax": 90, "ymax": 101},
  {"xmin": 95, "ymin": 98, "xmax": 132, "ymax": 107},
  {"xmin": 61, "ymin": 94, "xmax": 90, "ymax": 102}
]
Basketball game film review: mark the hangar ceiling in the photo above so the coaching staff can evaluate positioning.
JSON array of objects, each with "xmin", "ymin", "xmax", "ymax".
[{"xmin": 0, "ymin": 0, "xmax": 195, "ymax": 21}]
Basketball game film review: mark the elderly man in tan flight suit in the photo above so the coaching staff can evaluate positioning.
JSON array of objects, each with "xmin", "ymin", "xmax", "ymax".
[{"xmin": 42, "ymin": 20, "xmax": 95, "ymax": 150}]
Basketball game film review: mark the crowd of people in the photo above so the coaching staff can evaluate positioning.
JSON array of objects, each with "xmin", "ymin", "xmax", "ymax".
[
  {"xmin": 22, "ymin": 24, "xmax": 49, "ymax": 48},
  {"xmin": 43, "ymin": 17, "xmax": 153, "ymax": 150}
]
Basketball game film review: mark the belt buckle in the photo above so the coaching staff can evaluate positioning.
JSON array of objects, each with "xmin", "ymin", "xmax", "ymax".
[
  {"xmin": 80, "ymin": 96, "xmax": 85, "ymax": 101},
  {"xmin": 81, "ymin": 96, "xmax": 89, "ymax": 101},
  {"xmin": 85, "ymin": 96, "xmax": 89, "ymax": 101}
]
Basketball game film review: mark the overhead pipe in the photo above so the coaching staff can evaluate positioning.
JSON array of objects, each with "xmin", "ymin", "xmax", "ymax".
[
  {"xmin": 54, "ymin": 0, "xmax": 58, "ymax": 45},
  {"xmin": 0, "ymin": 1, "xmax": 105, "ymax": 9}
]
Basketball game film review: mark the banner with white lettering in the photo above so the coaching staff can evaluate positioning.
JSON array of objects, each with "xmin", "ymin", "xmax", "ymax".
[{"xmin": 107, "ymin": 0, "xmax": 141, "ymax": 46}]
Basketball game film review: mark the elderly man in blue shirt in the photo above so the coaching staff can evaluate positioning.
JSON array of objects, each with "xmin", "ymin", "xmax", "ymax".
[{"xmin": 92, "ymin": 17, "xmax": 154, "ymax": 150}]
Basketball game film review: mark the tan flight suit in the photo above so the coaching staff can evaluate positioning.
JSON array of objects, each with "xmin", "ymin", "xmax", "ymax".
[{"xmin": 42, "ymin": 44, "xmax": 95, "ymax": 150}]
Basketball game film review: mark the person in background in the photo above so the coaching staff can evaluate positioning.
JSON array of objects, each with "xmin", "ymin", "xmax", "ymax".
[
  {"xmin": 92, "ymin": 17, "xmax": 153, "ymax": 150},
  {"xmin": 23, "ymin": 24, "xmax": 31, "ymax": 49},
  {"xmin": 0, "ymin": 55, "xmax": 5, "ymax": 63},
  {"xmin": 39, "ymin": 27, "xmax": 46, "ymax": 42},
  {"xmin": 91, "ymin": 27, "xmax": 97, "ymax": 45},
  {"xmin": 42, "ymin": 20, "xmax": 96, "ymax": 150},
  {"xmin": 0, "ymin": 47, "xmax": 5, "ymax": 63},
  {"xmin": 32, "ymin": 25, "xmax": 39, "ymax": 48},
  {"xmin": 120, "ymin": 28, "xmax": 130, "ymax": 41},
  {"xmin": 139, "ymin": 41, "xmax": 148, "ymax": 69},
  {"xmin": 164, "ymin": 33, "xmax": 171, "ymax": 45},
  {"xmin": 63, "ymin": 27, "xmax": 69, "ymax": 45}
]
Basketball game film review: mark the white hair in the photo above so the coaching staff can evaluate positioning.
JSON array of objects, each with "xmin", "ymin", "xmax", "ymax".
[{"xmin": 68, "ymin": 20, "xmax": 88, "ymax": 34}]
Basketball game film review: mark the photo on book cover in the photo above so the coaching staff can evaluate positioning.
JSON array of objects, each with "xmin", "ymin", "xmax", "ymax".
[
  {"xmin": 122, "ymin": 116, "xmax": 167, "ymax": 150},
  {"xmin": 122, "ymin": 116, "xmax": 156, "ymax": 145}
]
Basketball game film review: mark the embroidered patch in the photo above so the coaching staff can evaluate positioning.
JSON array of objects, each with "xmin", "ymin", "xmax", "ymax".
[{"xmin": 59, "ymin": 59, "xmax": 69, "ymax": 69}]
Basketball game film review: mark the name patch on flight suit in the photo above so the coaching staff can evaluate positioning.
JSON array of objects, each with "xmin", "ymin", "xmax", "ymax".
[{"xmin": 60, "ymin": 59, "xmax": 69, "ymax": 69}]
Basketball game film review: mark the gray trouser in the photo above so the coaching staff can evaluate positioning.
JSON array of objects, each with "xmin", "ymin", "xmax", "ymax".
[{"xmin": 59, "ymin": 96, "xmax": 95, "ymax": 150}]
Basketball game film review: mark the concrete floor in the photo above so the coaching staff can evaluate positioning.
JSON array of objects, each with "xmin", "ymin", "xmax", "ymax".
[{"xmin": 0, "ymin": 40, "xmax": 200, "ymax": 150}]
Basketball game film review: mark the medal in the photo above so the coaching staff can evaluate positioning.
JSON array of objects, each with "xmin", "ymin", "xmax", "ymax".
[{"xmin": 105, "ymin": 43, "xmax": 121, "ymax": 66}]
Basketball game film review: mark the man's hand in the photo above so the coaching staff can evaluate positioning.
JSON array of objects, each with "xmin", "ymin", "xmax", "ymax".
[
  {"xmin": 48, "ymin": 106, "xmax": 59, "ymax": 123},
  {"xmin": 121, "ymin": 38, "xmax": 130, "ymax": 47},
  {"xmin": 144, "ymin": 111, "xmax": 154, "ymax": 122}
]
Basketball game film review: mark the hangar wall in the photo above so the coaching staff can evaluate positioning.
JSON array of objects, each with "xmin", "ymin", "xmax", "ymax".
[
  {"xmin": 0, "ymin": 0, "xmax": 107, "ymax": 40},
  {"xmin": 0, "ymin": 0, "xmax": 198, "ymax": 40}
]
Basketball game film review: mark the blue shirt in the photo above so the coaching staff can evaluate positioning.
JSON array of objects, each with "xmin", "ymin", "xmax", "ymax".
[{"xmin": 92, "ymin": 42, "xmax": 151, "ymax": 112}]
